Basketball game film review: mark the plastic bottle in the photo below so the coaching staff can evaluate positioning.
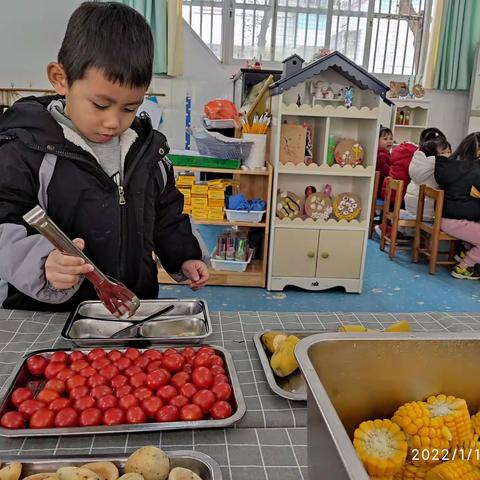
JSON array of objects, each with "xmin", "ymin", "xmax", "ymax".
[{"xmin": 327, "ymin": 135, "xmax": 336, "ymax": 166}]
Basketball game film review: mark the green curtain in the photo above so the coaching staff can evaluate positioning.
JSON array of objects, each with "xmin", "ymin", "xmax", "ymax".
[
  {"xmin": 434, "ymin": 0, "xmax": 480, "ymax": 90},
  {"xmin": 116, "ymin": 0, "xmax": 167, "ymax": 74}
]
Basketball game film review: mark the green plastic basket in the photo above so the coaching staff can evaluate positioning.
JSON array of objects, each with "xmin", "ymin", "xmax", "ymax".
[{"xmin": 167, "ymin": 153, "xmax": 241, "ymax": 170}]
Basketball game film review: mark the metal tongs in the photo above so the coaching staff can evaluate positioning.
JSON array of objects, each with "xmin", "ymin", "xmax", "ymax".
[
  {"xmin": 110, "ymin": 304, "xmax": 175, "ymax": 338},
  {"xmin": 23, "ymin": 205, "xmax": 140, "ymax": 319}
]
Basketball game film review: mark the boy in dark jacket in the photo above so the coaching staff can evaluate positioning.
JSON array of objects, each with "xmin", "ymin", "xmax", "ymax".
[{"xmin": 0, "ymin": 2, "xmax": 208, "ymax": 311}]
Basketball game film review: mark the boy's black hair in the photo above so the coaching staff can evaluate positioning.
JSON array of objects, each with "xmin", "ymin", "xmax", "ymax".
[
  {"xmin": 420, "ymin": 127, "xmax": 445, "ymax": 143},
  {"xmin": 450, "ymin": 132, "xmax": 480, "ymax": 163},
  {"xmin": 419, "ymin": 138, "xmax": 451, "ymax": 157},
  {"xmin": 58, "ymin": 2, "xmax": 153, "ymax": 87},
  {"xmin": 379, "ymin": 126, "xmax": 393, "ymax": 137}
]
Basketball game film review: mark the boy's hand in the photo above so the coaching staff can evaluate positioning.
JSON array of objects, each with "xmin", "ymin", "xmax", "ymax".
[
  {"xmin": 45, "ymin": 238, "xmax": 94, "ymax": 290},
  {"xmin": 181, "ymin": 260, "xmax": 209, "ymax": 291}
]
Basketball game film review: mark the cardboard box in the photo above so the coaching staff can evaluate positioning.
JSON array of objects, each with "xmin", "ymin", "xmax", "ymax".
[
  {"xmin": 178, "ymin": 188, "xmax": 191, "ymax": 198},
  {"xmin": 191, "ymin": 184, "xmax": 209, "ymax": 195},
  {"xmin": 176, "ymin": 175, "xmax": 195, "ymax": 186},
  {"xmin": 191, "ymin": 197, "xmax": 209, "ymax": 207},
  {"xmin": 208, "ymin": 198, "xmax": 225, "ymax": 208},
  {"xmin": 208, "ymin": 189, "xmax": 225, "ymax": 200}
]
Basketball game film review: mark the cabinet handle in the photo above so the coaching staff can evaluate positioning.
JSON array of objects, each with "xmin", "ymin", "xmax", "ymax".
[
  {"xmin": 307, "ymin": 251, "xmax": 315, "ymax": 258},
  {"xmin": 321, "ymin": 252, "xmax": 329, "ymax": 259}
]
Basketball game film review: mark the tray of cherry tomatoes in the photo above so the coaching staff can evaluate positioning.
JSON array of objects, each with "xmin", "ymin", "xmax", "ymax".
[{"xmin": 0, "ymin": 345, "xmax": 245, "ymax": 436}]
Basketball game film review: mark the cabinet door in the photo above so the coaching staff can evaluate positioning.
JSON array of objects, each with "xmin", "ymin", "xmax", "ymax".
[
  {"xmin": 272, "ymin": 228, "xmax": 319, "ymax": 277},
  {"xmin": 316, "ymin": 230, "xmax": 365, "ymax": 279}
]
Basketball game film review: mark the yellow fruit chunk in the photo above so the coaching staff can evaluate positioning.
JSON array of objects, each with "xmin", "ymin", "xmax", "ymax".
[
  {"xmin": 425, "ymin": 459, "xmax": 480, "ymax": 479},
  {"xmin": 261, "ymin": 332, "xmax": 287, "ymax": 353},
  {"xmin": 337, "ymin": 325, "xmax": 378, "ymax": 332},
  {"xmin": 269, "ymin": 335, "xmax": 299, "ymax": 377},
  {"xmin": 385, "ymin": 320, "xmax": 411, "ymax": 332}
]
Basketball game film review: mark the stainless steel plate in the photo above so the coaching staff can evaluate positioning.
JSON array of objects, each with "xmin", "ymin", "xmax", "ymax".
[
  {"xmin": 0, "ymin": 346, "xmax": 246, "ymax": 437},
  {"xmin": 0, "ymin": 451, "xmax": 222, "ymax": 480},
  {"xmin": 253, "ymin": 330, "xmax": 330, "ymax": 401},
  {"xmin": 62, "ymin": 299, "xmax": 212, "ymax": 346}
]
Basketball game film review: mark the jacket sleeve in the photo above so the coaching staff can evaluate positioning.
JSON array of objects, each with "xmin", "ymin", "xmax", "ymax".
[
  {"xmin": 153, "ymin": 158, "xmax": 206, "ymax": 280},
  {"xmin": 376, "ymin": 149, "xmax": 390, "ymax": 179},
  {"xmin": 408, "ymin": 151, "xmax": 435, "ymax": 183},
  {"xmin": 0, "ymin": 140, "xmax": 81, "ymax": 303}
]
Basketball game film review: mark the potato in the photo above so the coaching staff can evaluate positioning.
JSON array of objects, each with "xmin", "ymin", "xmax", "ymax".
[
  {"xmin": 56, "ymin": 467, "xmax": 100, "ymax": 480},
  {"xmin": 23, "ymin": 474, "xmax": 59, "ymax": 480},
  {"xmin": 167, "ymin": 468, "xmax": 203, "ymax": 480},
  {"xmin": 124, "ymin": 446, "xmax": 170, "ymax": 480},
  {"xmin": 117, "ymin": 475, "xmax": 144, "ymax": 480},
  {"xmin": 81, "ymin": 463, "xmax": 118, "ymax": 480},
  {"xmin": 0, "ymin": 462, "xmax": 21, "ymax": 480}
]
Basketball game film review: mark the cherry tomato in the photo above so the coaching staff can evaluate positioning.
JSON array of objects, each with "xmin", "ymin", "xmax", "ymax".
[
  {"xmin": 49, "ymin": 397, "xmax": 71, "ymax": 412},
  {"xmin": 103, "ymin": 407, "xmax": 125, "ymax": 426},
  {"xmin": 69, "ymin": 351, "xmax": 85, "ymax": 363},
  {"xmin": 90, "ymin": 385, "xmax": 113, "ymax": 400},
  {"xmin": 213, "ymin": 374, "xmax": 229, "ymax": 386},
  {"xmin": 50, "ymin": 351, "xmax": 69, "ymax": 364},
  {"xmin": 193, "ymin": 389, "xmax": 216, "ymax": 414},
  {"xmin": 156, "ymin": 405, "xmax": 179, "ymax": 422},
  {"xmin": 30, "ymin": 408, "xmax": 55, "ymax": 428},
  {"xmin": 145, "ymin": 369, "xmax": 170, "ymax": 390},
  {"xmin": 133, "ymin": 356, "xmax": 149, "ymax": 370},
  {"xmin": 210, "ymin": 400, "xmax": 233, "ymax": 420},
  {"xmin": 79, "ymin": 407, "xmax": 102, "ymax": 427},
  {"xmin": 26, "ymin": 355, "xmax": 48, "ymax": 376},
  {"xmin": 66, "ymin": 375, "xmax": 87, "ymax": 391},
  {"xmin": 54, "ymin": 407, "xmax": 78, "ymax": 428},
  {"xmin": 116, "ymin": 357, "xmax": 132, "ymax": 371},
  {"xmin": 125, "ymin": 366, "xmax": 142, "ymax": 378},
  {"xmin": 192, "ymin": 367, "xmax": 213, "ymax": 389},
  {"xmin": 91, "ymin": 357, "xmax": 111, "ymax": 370},
  {"xmin": 88, "ymin": 374, "xmax": 108, "ymax": 388},
  {"xmin": 69, "ymin": 385, "xmax": 90, "ymax": 401},
  {"xmin": 156, "ymin": 385, "xmax": 177, "ymax": 403},
  {"xmin": 99, "ymin": 364, "xmax": 119, "ymax": 380},
  {"xmin": 130, "ymin": 372, "xmax": 147, "ymax": 389},
  {"xmin": 44, "ymin": 379, "xmax": 65, "ymax": 394},
  {"xmin": 170, "ymin": 395, "xmax": 189, "ymax": 409},
  {"xmin": 209, "ymin": 355, "xmax": 224, "ymax": 367},
  {"xmin": 97, "ymin": 394, "xmax": 118, "ymax": 411},
  {"xmin": 210, "ymin": 365, "xmax": 226, "ymax": 376},
  {"xmin": 79, "ymin": 366, "xmax": 97, "ymax": 378},
  {"xmin": 146, "ymin": 360, "xmax": 164, "ymax": 373},
  {"xmin": 37, "ymin": 389, "xmax": 60, "ymax": 404},
  {"xmin": 115, "ymin": 385, "xmax": 133, "ymax": 398},
  {"xmin": 87, "ymin": 348, "xmax": 107, "ymax": 363},
  {"xmin": 108, "ymin": 350, "xmax": 122, "ymax": 362},
  {"xmin": 198, "ymin": 347, "xmax": 215, "ymax": 356},
  {"xmin": 179, "ymin": 404, "xmax": 203, "ymax": 421},
  {"xmin": 179, "ymin": 383, "xmax": 198, "ymax": 399},
  {"xmin": 1, "ymin": 411, "xmax": 26, "ymax": 429},
  {"xmin": 124, "ymin": 348, "xmax": 140, "ymax": 361},
  {"xmin": 182, "ymin": 364, "xmax": 193, "ymax": 374},
  {"xmin": 111, "ymin": 374, "xmax": 128, "ymax": 390},
  {"xmin": 74, "ymin": 396, "xmax": 96, "ymax": 412},
  {"xmin": 171, "ymin": 372, "xmax": 191, "ymax": 390},
  {"xmin": 71, "ymin": 359, "xmax": 89, "ymax": 372},
  {"xmin": 162, "ymin": 354, "xmax": 184, "ymax": 374},
  {"xmin": 163, "ymin": 348, "xmax": 178, "ymax": 357},
  {"xmin": 143, "ymin": 349, "xmax": 162, "ymax": 361},
  {"xmin": 56, "ymin": 368, "xmax": 75, "ymax": 381},
  {"xmin": 118, "ymin": 394, "xmax": 138, "ymax": 410},
  {"xmin": 125, "ymin": 406, "xmax": 146, "ymax": 424},
  {"xmin": 181, "ymin": 347, "xmax": 196, "ymax": 361},
  {"xmin": 192, "ymin": 353, "xmax": 211, "ymax": 369},
  {"xmin": 45, "ymin": 362, "xmax": 67, "ymax": 380},
  {"xmin": 18, "ymin": 399, "xmax": 46, "ymax": 417},
  {"xmin": 133, "ymin": 387, "xmax": 153, "ymax": 401},
  {"xmin": 11, "ymin": 387, "xmax": 33, "ymax": 407},
  {"xmin": 212, "ymin": 383, "xmax": 232, "ymax": 401},
  {"xmin": 141, "ymin": 396, "xmax": 163, "ymax": 418}
]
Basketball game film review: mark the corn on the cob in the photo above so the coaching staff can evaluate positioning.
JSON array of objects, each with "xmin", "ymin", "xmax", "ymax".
[
  {"xmin": 456, "ymin": 434, "xmax": 480, "ymax": 466},
  {"xmin": 354, "ymin": 419, "xmax": 408, "ymax": 477},
  {"xmin": 472, "ymin": 412, "xmax": 480, "ymax": 435},
  {"xmin": 393, "ymin": 463, "xmax": 431, "ymax": 479},
  {"xmin": 425, "ymin": 459, "xmax": 480, "ymax": 480},
  {"xmin": 425, "ymin": 395, "xmax": 473, "ymax": 445},
  {"xmin": 370, "ymin": 477, "xmax": 394, "ymax": 480}
]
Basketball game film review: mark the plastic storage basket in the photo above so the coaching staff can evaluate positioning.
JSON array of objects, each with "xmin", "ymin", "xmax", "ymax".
[
  {"xmin": 210, "ymin": 248, "xmax": 253, "ymax": 272},
  {"xmin": 225, "ymin": 209, "xmax": 266, "ymax": 223}
]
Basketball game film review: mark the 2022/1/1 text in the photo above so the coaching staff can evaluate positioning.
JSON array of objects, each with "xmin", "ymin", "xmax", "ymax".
[{"xmin": 411, "ymin": 448, "xmax": 480, "ymax": 462}]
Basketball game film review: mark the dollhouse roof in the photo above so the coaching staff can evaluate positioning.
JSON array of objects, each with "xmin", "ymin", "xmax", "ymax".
[{"xmin": 271, "ymin": 50, "xmax": 393, "ymax": 105}]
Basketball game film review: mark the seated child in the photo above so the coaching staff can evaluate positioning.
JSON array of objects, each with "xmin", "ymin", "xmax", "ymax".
[{"xmin": 376, "ymin": 127, "xmax": 393, "ymax": 197}]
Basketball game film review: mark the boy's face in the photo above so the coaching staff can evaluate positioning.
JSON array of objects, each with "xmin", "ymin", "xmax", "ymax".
[
  {"xmin": 48, "ymin": 65, "xmax": 146, "ymax": 143},
  {"xmin": 379, "ymin": 133, "xmax": 393, "ymax": 150}
]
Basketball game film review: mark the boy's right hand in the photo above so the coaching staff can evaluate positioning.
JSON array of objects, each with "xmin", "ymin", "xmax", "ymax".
[{"xmin": 45, "ymin": 238, "xmax": 94, "ymax": 290}]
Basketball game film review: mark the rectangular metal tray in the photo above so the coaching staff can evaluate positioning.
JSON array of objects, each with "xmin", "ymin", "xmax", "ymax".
[
  {"xmin": 62, "ymin": 299, "xmax": 212, "ymax": 347},
  {"xmin": 253, "ymin": 330, "xmax": 328, "ymax": 401},
  {"xmin": 0, "ymin": 345, "xmax": 246, "ymax": 437},
  {"xmin": 0, "ymin": 451, "xmax": 222, "ymax": 480},
  {"xmin": 295, "ymin": 332, "xmax": 480, "ymax": 480}
]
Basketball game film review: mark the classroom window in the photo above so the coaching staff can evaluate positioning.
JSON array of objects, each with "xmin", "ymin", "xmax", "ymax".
[{"xmin": 182, "ymin": 0, "xmax": 431, "ymax": 75}]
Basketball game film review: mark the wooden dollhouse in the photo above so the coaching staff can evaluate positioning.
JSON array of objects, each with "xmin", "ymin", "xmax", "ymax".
[{"xmin": 267, "ymin": 51, "xmax": 391, "ymax": 292}]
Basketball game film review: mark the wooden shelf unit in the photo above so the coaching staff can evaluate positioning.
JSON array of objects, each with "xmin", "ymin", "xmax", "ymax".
[
  {"xmin": 157, "ymin": 163, "xmax": 273, "ymax": 288},
  {"xmin": 391, "ymin": 99, "xmax": 430, "ymax": 144}
]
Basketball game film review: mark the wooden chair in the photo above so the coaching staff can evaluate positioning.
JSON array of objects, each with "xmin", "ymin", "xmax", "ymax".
[
  {"xmin": 368, "ymin": 171, "xmax": 384, "ymax": 238},
  {"xmin": 379, "ymin": 177, "xmax": 416, "ymax": 259},
  {"xmin": 412, "ymin": 185, "xmax": 458, "ymax": 274}
]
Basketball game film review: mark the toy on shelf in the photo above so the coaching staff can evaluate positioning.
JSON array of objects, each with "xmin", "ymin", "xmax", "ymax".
[
  {"xmin": 310, "ymin": 81, "xmax": 345, "ymax": 105},
  {"xmin": 343, "ymin": 86, "xmax": 354, "ymax": 108},
  {"xmin": 303, "ymin": 185, "xmax": 317, "ymax": 215},
  {"xmin": 280, "ymin": 123, "xmax": 313, "ymax": 165},
  {"xmin": 334, "ymin": 139, "xmax": 364, "ymax": 167},
  {"xmin": 276, "ymin": 191, "xmax": 301, "ymax": 219},
  {"xmin": 333, "ymin": 192, "xmax": 362, "ymax": 221},
  {"xmin": 327, "ymin": 135, "xmax": 336, "ymax": 166},
  {"xmin": 304, "ymin": 192, "xmax": 333, "ymax": 221}
]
